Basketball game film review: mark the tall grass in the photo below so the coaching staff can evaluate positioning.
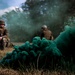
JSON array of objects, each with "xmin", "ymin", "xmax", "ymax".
[{"xmin": 0, "ymin": 68, "xmax": 74, "ymax": 75}]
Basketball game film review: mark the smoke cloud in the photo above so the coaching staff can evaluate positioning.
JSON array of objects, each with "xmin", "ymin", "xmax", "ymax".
[
  {"xmin": 0, "ymin": 0, "xmax": 69, "ymax": 42},
  {"xmin": 25, "ymin": 0, "xmax": 69, "ymax": 38}
]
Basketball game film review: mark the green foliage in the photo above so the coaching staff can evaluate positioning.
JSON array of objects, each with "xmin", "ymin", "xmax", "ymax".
[
  {"xmin": 1, "ymin": 0, "xmax": 75, "ymax": 42},
  {"xmin": 21, "ymin": 0, "xmax": 75, "ymax": 38},
  {"xmin": 21, "ymin": 0, "xmax": 69, "ymax": 38}
]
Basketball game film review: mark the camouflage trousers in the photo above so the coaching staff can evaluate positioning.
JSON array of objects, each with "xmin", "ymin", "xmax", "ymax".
[{"xmin": 0, "ymin": 38, "xmax": 10, "ymax": 50}]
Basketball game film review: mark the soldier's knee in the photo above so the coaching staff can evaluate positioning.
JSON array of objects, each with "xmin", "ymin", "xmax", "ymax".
[{"xmin": 3, "ymin": 38, "xmax": 7, "ymax": 42}]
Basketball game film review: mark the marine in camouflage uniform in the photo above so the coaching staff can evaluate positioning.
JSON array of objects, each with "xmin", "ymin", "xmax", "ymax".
[
  {"xmin": 0, "ymin": 20, "xmax": 10, "ymax": 50},
  {"xmin": 41, "ymin": 25, "xmax": 54, "ymax": 40}
]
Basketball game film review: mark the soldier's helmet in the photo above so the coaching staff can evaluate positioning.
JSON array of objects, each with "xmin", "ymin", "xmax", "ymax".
[
  {"xmin": 41, "ymin": 25, "xmax": 47, "ymax": 29},
  {"xmin": 0, "ymin": 20, "xmax": 5, "ymax": 25}
]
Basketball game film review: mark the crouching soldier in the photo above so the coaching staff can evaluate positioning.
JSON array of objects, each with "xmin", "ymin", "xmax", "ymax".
[
  {"xmin": 0, "ymin": 20, "xmax": 10, "ymax": 50},
  {"xmin": 41, "ymin": 25, "xmax": 54, "ymax": 40}
]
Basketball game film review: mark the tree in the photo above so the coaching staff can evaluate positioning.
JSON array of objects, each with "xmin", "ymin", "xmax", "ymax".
[{"xmin": 21, "ymin": 0, "xmax": 69, "ymax": 38}]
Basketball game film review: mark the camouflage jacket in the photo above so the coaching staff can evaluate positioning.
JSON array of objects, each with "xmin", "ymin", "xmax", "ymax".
[
  {"xmin": 0, "ymin": 27, "xmax": 9, "ymax": 40},
  {"xmin": 41, "ymin": 29, "xmax": 53, "ymax": 40}
]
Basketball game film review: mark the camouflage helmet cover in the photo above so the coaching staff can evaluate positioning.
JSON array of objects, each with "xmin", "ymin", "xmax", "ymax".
[{"xmin": 0, "ymin": 20, "xmax": 5, "ymax": 25}]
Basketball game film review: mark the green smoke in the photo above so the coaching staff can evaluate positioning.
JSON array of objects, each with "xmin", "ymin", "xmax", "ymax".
[
  {"xmin": 0, "ymin": 36, "xmax": 62, "ymax": 69},
  {"xmin": 0, "ymin": 0, "xmax": 69, "ymax": 42},
  {"xmin": 0, "ymin": 26, "xmax": 75, "ymax": 69}
]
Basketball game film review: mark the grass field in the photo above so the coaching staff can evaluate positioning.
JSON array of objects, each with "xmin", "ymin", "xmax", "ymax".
[{"xmin": 0, "ymin": 43, "xmax": 74, "ymax": 75}]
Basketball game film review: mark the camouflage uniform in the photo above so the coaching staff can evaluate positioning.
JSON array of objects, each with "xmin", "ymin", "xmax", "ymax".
[
  {"xmin": 0, "ymin": 20, "xmax": 10, "ymax": 50},
  {"xmin": 41, "ymin": 25, "xmax": 54, "ymax": 40}
]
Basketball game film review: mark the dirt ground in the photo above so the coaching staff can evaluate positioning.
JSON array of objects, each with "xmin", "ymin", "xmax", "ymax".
[
  {"xmin": 0, "ymin": 42, "xmax": 24, "ymax": 59},
  {"xmin": 12, "ymin": 42, "xmax": 25, "ymax": 46}
]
